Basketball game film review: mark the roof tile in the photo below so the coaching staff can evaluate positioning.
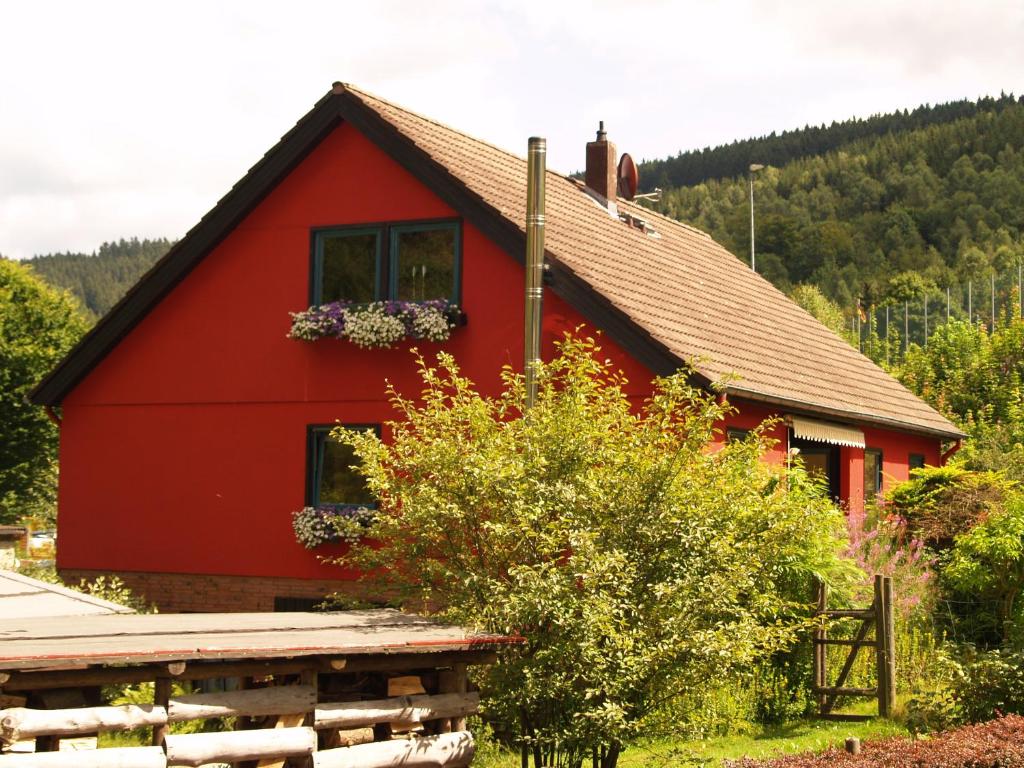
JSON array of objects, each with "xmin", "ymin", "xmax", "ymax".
[{"xmin": 343, "ymin": 84, "xmax": 961, "ymax": 439}]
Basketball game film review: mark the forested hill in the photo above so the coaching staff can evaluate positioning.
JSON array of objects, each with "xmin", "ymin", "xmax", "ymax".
[
  {"xmin": 26, "ymin": 238, "xmax": 172, "ymax": 320},
  {"xmin": 646, "ymin": 96, "xmax": 1024, "ymax": 327},
  {"xmin": 639, "ymin": 94, "xmax": 1023, "ymax": 190}
]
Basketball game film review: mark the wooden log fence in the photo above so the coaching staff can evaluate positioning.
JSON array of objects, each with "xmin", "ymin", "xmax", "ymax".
[
  {"xmin": 0, "ymin": 665, "xmax": 479, "ymax": 767},
  {"xmin": 813, "ymin": 574, "xmax": 896, "ymax": 720}
]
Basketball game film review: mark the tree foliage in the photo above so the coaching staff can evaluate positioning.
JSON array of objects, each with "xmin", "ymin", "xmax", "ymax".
[
  {"xmin": 897, "ymin": 314, "xmax": 1024, "ymax": 482},
  {"xmin": 0, "ymin": 259, "xmax": 88, "ymax": 523},
  {"xmin": 640, "ymin": 94, "xmax": 1022, "ymax": 191},
  {"xmin": 644, "ymin": 97, "xmax": 1024, "ymax": 326},
  {"xmin": 944, "ymin": 497, "xmax": 1024, "ymax": 644},
  {"xmin": 25, "ymin": 237, "xmax": 172, "ymax": 321},
  {"xmin": 333, "ymin": 336, "xmax": 855, "ymax": 767}
]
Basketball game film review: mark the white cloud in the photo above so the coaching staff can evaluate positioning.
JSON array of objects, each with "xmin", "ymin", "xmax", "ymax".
[{"xmin": 0, "ymin": 0, "xmax": 1021, "ymax": 258}]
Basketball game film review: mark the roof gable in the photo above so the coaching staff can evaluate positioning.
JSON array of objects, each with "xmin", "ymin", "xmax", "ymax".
[{"xmin": 32, "ymin": 84, "xmax": 963, "ymax": 440}]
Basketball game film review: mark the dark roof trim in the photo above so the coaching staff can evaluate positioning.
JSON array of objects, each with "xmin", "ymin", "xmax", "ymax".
[
  {"xmin": 727, "ymin": 387, "xmax": 966, "ymax": 441},
  {"xmin": 31, "ymin": 86, "xmax": 682, "ymax": 405}
]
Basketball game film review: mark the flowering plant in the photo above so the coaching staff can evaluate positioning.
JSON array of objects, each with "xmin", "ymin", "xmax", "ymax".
[
  {"xmin": 291, "ymin": 505, "xmax": 374, "ymax": 549},
  {"xmin": 288, "ymin": 300, "xmax": 460, "ymax": 348}
]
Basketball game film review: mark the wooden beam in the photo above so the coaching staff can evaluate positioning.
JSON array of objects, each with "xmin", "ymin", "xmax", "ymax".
[
  {"xmin": 438, "ymin": 664, "xmax": 469, "ymax": 732},
  {"xmin": 813, "ymin": 686, "xmax": 877, "ymax": 697},
  {"xmin": 152, "ymin": 678, "xmax": 170, "ymax": 748},
  {"xmin": 882, "ymin": 575, "xmax": 897, "ymax": 716},
  {"xmin": 167, "ymin": 684, "xmax": 316, "ymax": 722},
  {"xmin": 1, "ymin": 651, "xmax": 497, "ymax": 691},
  {"xmin": 812, "ymin": 638, "xmax": 877, "ymax": 647},
  {"xmin": 313, "ymin": 731, "xmax": 475, "ymax": 768},
  {"xmin": 814, "ymin": 579, "xmax": 826, "ymax": 714},
  {"xmin": 314, "ymin": 692, "xmax": 479, "ymax": 730},
  {"xmin": 0, "ymin": 746, "xmax": 166, "ymax": 767},
  {"xmin": 874, "ymin": 575, "xmax": 889, "ymax": 717},
  {"xmin": 0, "ymin": 704, "xmax": 166, "ymax": 742},
  {"xmin": 339, "ymin": 651, "xmax": 496, "ymax": 674},
  {"xmin": 163, "ymin": 726, "xmax": 316, "ymax": 767},
  {"xmin": 816, "ymin": 609, "xmax": 875, "ymax": 619},
  {"xmin": 257, "ymin": 713, "xmax": 308, "ymax": 768}
]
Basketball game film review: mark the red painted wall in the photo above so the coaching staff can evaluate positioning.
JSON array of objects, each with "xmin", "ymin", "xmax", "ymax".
[
  {"xmin": 56, "ymin": 123, "xmax": 653, "ymax": 580},
  {"xmin": 56, "ymin": 120, "xmax": 943, "ymax": 583}
]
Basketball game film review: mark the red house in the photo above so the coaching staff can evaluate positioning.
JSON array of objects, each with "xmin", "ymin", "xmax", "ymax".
[{"xmin": 32, "ymin": 83, "xmax": 963, "ymax": 612}]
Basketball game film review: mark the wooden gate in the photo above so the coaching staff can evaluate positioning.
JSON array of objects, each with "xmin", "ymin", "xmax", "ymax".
[{"xmin": 813, "ymin": 574, "xmax": 896, "ymax": 720}]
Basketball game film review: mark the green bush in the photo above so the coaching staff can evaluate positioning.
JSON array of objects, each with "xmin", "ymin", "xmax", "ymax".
[{"xmin": 333, "ymin": 336, "xmax": 858, "ymax": 768}]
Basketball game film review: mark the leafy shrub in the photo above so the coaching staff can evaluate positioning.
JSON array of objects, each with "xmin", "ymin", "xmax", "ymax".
[
  {"xmin": 334, "ymin": 336, "xmax": 857, "ymax": 768},
  {"xmin": 725, "ymin": 714, "xmax": 1024, "ymax": 767},
  {"xmin": 955, "ymin": 648, "xmax": 1024, "ymax": 723},
  {"xmin": 16, "ymin": 562, "xmax": 155, "ymax": 613},
  {"xmin": 943, "ymin": 497, "xmax": 1024, "ymax": 644},
  {"xmin": 907, "ymin": 646, "xmax": 1024, "ymax": 734},
  {"xmin": 887, "ymin": 465, "xmax": 1011, "ymax": 548}
]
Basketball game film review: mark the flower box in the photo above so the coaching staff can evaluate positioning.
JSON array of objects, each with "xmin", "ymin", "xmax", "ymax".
[
  {"xmin": 288, "ymin": 300, "xmax": 463, "ymax": 348},
  {"xmin": 291, "ymin": 505, "xmax": 374, "ymax": 549}
]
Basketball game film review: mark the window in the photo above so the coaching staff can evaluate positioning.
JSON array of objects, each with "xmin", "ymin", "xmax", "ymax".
[
  {"xmin": 312, "ymin": 221, "xmax": 460, "ymax": 305},
  {"xmin": 864, "ymin": 448, "xmax": 883, "ymax": 500},
  {"xmin": 909, "ymin": 453, "xmax": 926, "ymax": 471},
  {"xmin": 726, "ymin": 427, "xmax": 751, "ymax": 443},
  {"xmin": 306, "ymin": 425, "xmax": 378, "ymax": 508},
  {"xmin": 790, "ymin": 436, "xmax": 841, "ymax": 500}
]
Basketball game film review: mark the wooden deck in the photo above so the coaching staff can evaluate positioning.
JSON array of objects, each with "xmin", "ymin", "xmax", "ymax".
[{"xmin": 0, "ymin": 609, "xmax": 516, "ymax": 671}]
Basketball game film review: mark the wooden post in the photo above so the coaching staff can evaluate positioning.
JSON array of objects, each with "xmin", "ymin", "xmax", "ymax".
[
  {"xmin": 438, "ymin": 663, "xmax": 469, "ymax": 733},
  {"xmin": 814, "ymin": 578, "xmax": 828, "ymax": 714},
  {"xmin": 883, "ymin": 575, "xmax": 897, "ymax": 714},
  {"xmin": 152, "ymin": 677, "xmax": 170, "ymax": 747},
  {"xmin": 873, "ymin": 575, "xmax": 889, "ymax": 717}
]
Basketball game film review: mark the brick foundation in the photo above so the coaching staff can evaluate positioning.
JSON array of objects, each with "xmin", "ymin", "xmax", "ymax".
[{"xmin": 59, "ymin": 569, "xmax": 365, "ymax": 613}]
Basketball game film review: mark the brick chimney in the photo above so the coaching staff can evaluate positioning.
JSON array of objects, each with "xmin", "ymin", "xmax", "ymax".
[{"xmin": 585, "ymin": 122, "xmax": 617, "ymax": 201}]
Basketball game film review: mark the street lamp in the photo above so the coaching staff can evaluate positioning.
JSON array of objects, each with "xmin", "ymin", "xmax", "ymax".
[{"xmin": 749, "ymin": 163, "xmax": 764, "ymax": 272}]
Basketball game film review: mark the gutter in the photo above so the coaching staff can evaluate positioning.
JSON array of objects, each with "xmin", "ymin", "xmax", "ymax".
[
  {"xmin": 941, "ymin": 439, "xmax": 963, "ymax": 465},
  {"xmin": 44, "ymin": 406, "xmax": 61, "ymax": 428}
]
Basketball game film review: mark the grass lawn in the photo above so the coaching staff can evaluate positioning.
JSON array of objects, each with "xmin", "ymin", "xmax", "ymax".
[{"xmin": 476, "ymin": 717, "xmax": 908, "ymax": 767}]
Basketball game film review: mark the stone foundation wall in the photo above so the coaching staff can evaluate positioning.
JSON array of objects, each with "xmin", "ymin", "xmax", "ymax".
[{"xmin": 59, "ymin": 569, "xmax": 365, "ymax": 613}]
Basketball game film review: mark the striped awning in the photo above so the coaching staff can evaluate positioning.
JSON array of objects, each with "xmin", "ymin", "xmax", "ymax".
[{"xmin": 790, "ymin": 416, "xmax": 865, "ymax": 448}]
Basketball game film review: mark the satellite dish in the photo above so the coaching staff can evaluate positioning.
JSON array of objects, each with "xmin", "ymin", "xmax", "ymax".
[{"xmin": 617, "ymin": 153, "xmax": 639, "ymax": 201}]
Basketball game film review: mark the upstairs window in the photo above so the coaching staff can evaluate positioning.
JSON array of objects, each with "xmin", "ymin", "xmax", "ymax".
[
  {"xmin": 315, "ymin": 228, "xmax": 381, "ymax": 304},
  {"xmin": 312, "ymin": 221, "xmax": 460, "ymax": 305},
  {"xmin": 306, "ymin": 425, "xmax": 378, "ymax": 509}
]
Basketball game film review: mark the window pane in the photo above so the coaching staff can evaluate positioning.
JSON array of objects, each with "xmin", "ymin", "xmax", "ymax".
[
  {"xmin": 395, "ymin": 227, "xmax": 456, "ymax": 301},
  {"xmin": 909, "ymin": 453, "xmax": 926, "ymax": 470},
  {"xmin": 317, "ymin": 435, "xmax": 375, "ymax": 506},
  {"xmin": 320, "ymin": 232, "xmax": 378, "ymax": 303}
]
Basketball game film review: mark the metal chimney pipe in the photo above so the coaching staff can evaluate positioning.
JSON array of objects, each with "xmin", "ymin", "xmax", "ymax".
[{"xmin": 524, "ymin": 137, "xmax": 546, "ymax": 410}]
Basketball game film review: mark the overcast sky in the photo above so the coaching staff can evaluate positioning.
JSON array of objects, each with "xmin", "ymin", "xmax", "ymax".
[{"xmin": 1, "ymin": 0, "xmax": 1022, "ymax": 259}]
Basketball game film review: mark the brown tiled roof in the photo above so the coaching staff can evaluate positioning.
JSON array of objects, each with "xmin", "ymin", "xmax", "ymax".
[
  {"xmin": 341, "ymin": 84, "xmax": 962, "ymax": 439},
  {"xmin": 31, "ymin": 83, "xmax": 963, "ymax": 440}
]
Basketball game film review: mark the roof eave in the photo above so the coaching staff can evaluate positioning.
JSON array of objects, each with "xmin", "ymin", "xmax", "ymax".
[{"xmin": 724, "ymin": 386, "xmax": 967, "ymax": 441}]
